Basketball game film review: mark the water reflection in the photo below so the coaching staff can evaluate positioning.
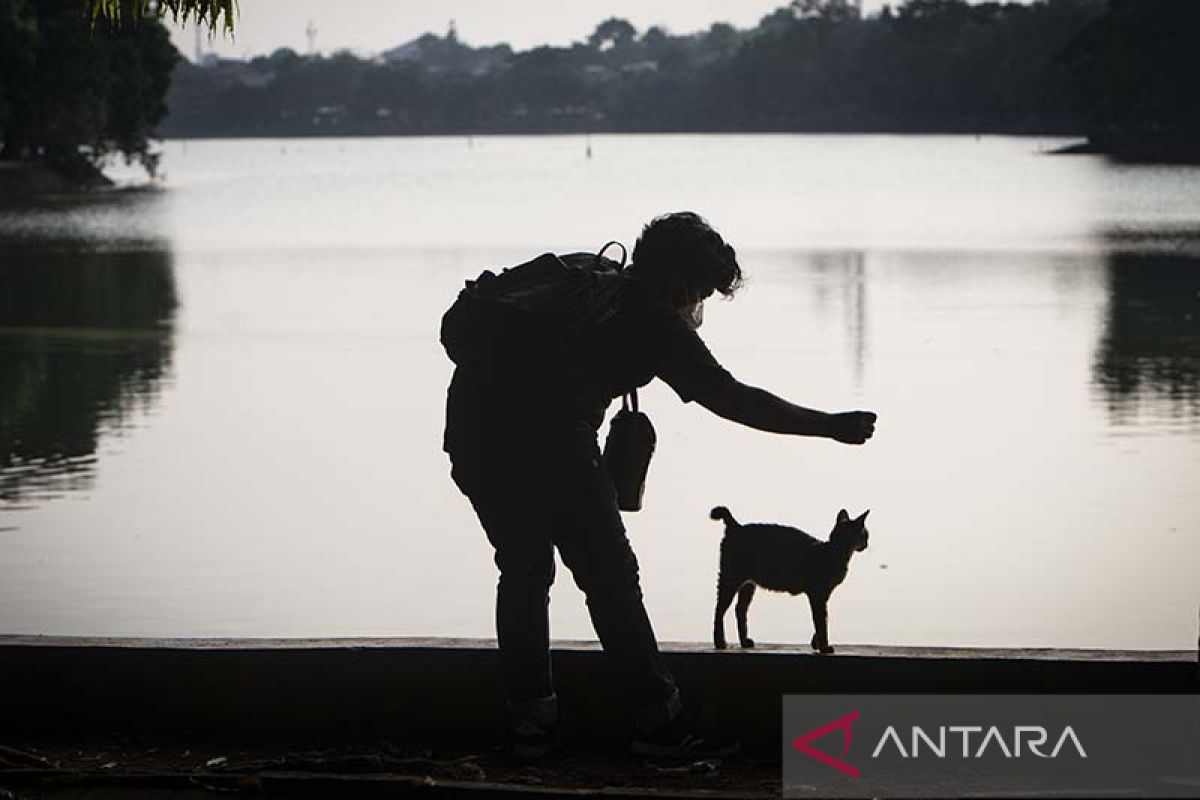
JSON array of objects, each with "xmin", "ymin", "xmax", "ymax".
[
  {"xmin": 792, "ymin": 251, "xmax": 869, "ymax": 391},
  {"xmin": 1093, "ymin": 249, "xmax": 1200, "ymax": 425},
  {"xmin": 0, "ymin": 244, "xmax": 177, "ymax": 505},
  {"xmin": 839, "ymin": 253, "xmax": 868, "ymax": 391}
]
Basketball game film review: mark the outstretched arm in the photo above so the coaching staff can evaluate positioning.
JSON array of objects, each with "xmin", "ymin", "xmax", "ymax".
[{"xmin": 697, "ymin": 379, "xmax": 877, "ymax": 444}]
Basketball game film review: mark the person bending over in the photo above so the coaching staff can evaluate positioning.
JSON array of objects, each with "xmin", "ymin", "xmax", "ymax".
[{"xmin": 442, "ymin": 211, "xmax": 877, "ymax": 758}]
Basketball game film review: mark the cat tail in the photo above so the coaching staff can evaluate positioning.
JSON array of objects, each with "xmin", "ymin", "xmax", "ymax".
[{"xmin": 710, "ymin": 506, "xmax": 740, "ymax": 529}]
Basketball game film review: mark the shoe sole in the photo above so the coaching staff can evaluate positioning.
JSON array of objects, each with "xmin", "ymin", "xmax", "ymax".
[{"xmin": 629, "ymin": 737, "xmax": 740, "ymax": 760}]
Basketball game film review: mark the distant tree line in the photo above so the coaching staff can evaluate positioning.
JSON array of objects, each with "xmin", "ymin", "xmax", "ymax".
[
  {"xmin": 162, "ymin": 0, "xmax": 1115, "ymax": 139},
  {"xmin": 5, "ymin": 0, "xmax": 1200, "ymax": 180}
]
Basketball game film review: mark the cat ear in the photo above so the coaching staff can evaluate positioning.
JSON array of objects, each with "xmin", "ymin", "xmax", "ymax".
[
  {"xmin": 858, "ymin": 510, "xmax": 870, "ymax": 522},
  {"xmin": 837, "ymin": 509, "xmax": 850, "ymax": 524}
]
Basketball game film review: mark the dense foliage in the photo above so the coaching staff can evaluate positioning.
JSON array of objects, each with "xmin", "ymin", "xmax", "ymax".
[
  {"xmin": 0, "ymin": 0, "xmax": 178, "ymax": 179},
  {"xmin": 1061, "ymin": 0, "xmax": 1200, "ymax": 156},
  {"xmin": 162, "ymin": 0, "xmax": 1109, "ymax": 138}
]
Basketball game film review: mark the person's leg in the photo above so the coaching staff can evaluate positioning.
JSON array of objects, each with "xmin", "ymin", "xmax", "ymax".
[
  {"xmin": 547, "ymin": 448, "xmax": 679, "ymax": 727},
  {"xmin": 451, "ymin": 459, "xmax": 556, "ymax": 705}
]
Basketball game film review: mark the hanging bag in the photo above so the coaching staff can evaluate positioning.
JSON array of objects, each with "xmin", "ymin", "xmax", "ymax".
[
  {"xmin": 590, "ymin": 240, "xmax": 657, "ymax": 512},
  {"xmin": 602, "ymin": 387, "xmax": 656, "ymax": 512}
]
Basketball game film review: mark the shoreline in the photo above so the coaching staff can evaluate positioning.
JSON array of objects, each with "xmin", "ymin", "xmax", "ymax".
[
  {"xmin": 151, "ymin": 129, "xmax": 1200, "ymax": 165},
  {"xmin": 157, "ymin": 127, "xmax": 1082, "ymax": 141},
  {"xmin": 1049, "ymin": 135, "xmax": 1200, "ymax": 164},
  {"xmin": 0, "ymin": 159, "xmax": 114, "ymax": 200}
]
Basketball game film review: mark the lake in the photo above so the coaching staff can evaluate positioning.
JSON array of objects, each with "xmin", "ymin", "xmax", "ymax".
[{"xmin": 1, "ymin": 134, "xmax": 1197, "ymax": 650}]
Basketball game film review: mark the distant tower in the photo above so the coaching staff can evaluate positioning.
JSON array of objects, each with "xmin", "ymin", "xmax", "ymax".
[
  {"xmin": 306, "ymin": 19, "xmax": 318, "ymax": 56},
  {"xmin": 447, "ymin": 18, "xmax": 458, "ymax": 43}
]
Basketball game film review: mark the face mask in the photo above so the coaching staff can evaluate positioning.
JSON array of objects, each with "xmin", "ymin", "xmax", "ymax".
[{"xmin": 679, "ymin": 300, "xmax": 704, "ymax": 330}]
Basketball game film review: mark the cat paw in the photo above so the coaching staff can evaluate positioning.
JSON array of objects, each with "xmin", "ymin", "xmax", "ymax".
[
  {"xmin": 714, "ymin": 640, "xmax": 728, "ymax": 650},
  {"xmin": 814, "ymin": 644, "xmax": 835, "ymax": 654},
  {"xmin": 740, "ymin": 638, "xmax": 755, "ymax": 649}
]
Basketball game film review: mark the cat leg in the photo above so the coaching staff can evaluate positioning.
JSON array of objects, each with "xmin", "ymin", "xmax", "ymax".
[
  {"xmin": 808, "ymin": 594, "xmax": 834, "ymax": 654},
  {"xmin": 713, "ymin": 576, "xmax": 739, "ymax": 650},
  {"xmin": 735, "ymin": 583, "xmax": 757, "ymax": 648}
]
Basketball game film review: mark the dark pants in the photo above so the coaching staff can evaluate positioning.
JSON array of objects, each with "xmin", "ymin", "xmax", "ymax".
[{"xmin": 449, "ymin": 436, "xmax": 677, "ymax": 720}]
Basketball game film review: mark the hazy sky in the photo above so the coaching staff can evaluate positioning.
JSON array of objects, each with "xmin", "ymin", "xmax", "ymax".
[{"xmin": 170, "ymin": 0, "xmax": 899, "ymax": 61}]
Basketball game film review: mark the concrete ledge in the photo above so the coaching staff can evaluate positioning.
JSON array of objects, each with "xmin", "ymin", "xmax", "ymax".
[
  {"xmin": 2, "ymin": 637, "xmax": 1195, "ymax": 755},
  {"xmin": 2, "ymin": 636, "xmax": 1193, "ymax": 660}
]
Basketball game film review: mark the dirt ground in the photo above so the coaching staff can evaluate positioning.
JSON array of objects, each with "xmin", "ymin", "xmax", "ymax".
[{"xmin": 0, "ymin": 738, "xmax": 781, "ymax": 798}]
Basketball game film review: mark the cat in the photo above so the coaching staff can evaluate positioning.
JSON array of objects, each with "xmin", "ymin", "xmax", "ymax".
[{"xmin": 710, "ymin": 505, "xmax": 869, "ymax": 654}]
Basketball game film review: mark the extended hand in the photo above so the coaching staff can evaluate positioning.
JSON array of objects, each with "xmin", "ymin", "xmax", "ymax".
[{"xmin": 828, "ymin": 411, "xmax": 877, "ymax": 445}]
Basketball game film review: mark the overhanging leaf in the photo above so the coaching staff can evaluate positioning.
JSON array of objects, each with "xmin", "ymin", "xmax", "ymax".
[{"xmin": 89, "ymin": 0, "xmax": 238, "ymax": 35}]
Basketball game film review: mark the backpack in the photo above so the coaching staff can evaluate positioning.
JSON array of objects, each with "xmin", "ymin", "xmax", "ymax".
[
  {"xmin": 440, "ymin": 243, "xmax": 628, "ymax": 373},
  {"xmin": 441, "ymin": 242, "xmax": 657, "ymax": 511}
]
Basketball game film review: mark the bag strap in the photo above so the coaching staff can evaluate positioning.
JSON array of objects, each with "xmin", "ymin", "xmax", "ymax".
[
  {"xmin": 595, "ymin": 241, "xmax": 640, "ymax": 416},
  {"xmin": 596, "ymin": 240, "xmax": 628, "ymax": 270}
]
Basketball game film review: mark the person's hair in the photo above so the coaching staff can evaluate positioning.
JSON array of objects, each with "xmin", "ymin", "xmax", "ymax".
[{"xmin": 631, "ymin": 212, "xmax": 743, "ymax": 297}]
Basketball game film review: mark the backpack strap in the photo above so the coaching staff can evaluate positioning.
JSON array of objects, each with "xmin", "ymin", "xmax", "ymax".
[{"xmin": 596, "ymin": 241, "xmax": 628, "ymax": 270}]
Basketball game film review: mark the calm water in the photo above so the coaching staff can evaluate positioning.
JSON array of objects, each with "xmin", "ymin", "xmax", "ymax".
[{"xmin": 1, "ymin": 135, "xmax": 1198, "ymax": 649}]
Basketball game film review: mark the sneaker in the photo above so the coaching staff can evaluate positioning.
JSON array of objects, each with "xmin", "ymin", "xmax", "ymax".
[
  {"xmin": 512, "ymin": 717, "xmax": 557, "ymax": 760},
  {"xmin": 508, "ymin": 694, "xmax": 559, "ymax": 760},
  {"xmin": 629, "ymin": 717, "xmax": 740, "ymax": 760}
]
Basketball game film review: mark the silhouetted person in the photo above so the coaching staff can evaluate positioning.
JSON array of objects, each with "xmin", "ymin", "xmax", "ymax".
[{"xmin": 443, "ymin": 212, "xmax": 876, "ymax": 757}]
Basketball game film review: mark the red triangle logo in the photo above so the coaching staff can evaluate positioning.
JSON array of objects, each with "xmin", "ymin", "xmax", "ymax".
[{"xmin": 791, "ymin": 709, "xmax": 860, "ymax": 778}]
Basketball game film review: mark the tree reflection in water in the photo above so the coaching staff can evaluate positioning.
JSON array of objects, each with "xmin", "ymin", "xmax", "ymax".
[
  {"xmin": 0, "ymin": 244, "xmax": 177, "ymax": 505},
  {"xmin": 1094, "ymin": 248, "xmax": 1200, "ymax": 424}
]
